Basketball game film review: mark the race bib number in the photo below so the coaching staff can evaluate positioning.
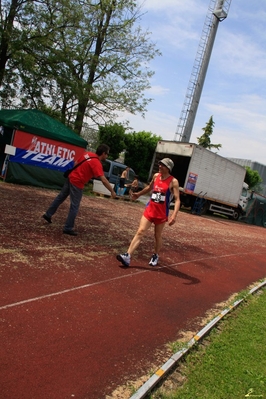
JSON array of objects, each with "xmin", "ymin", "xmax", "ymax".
[{"xmin": 151, "ymin": 192, "xmax": 166, "ymax": 204}]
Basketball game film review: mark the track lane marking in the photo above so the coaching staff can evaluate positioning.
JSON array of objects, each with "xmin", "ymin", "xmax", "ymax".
[{"xmin": 1, "ymin": 251, "xmax": 265, "ymax": 311}]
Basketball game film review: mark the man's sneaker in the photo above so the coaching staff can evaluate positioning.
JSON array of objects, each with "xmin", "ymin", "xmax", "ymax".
[
  {"xmin": 63, "ymin": 230, "xmax": 78, "ymax": 236},
  {"xmin": 42, "ymin": 214, "xmax": 52, "ymax": 223},
  {"xmin": 116, "ymin": 253, "xmax": 131, "ymax": 267},
  {"xmin": 149, "ymin": 253, "xmax": 159, "ymax": 267}
]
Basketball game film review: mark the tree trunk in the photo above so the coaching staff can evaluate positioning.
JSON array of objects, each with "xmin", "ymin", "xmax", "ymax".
[
  {"xmin": 73, "ymin": 0, "xmax": 116, "ymax": 134},
  {"xmin": 74, "ymin": 100, "xmax": 88, "ymax": 135},
  {"xmin": 0, "ymin": 0, "xmax": 20, "ymax": 86}
]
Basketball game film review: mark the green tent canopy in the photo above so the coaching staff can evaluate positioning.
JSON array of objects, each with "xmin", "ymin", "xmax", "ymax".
[
  {"xmin": 0, "ymin": 109, "xmax": 87, "ymax": 148},
  {"xmin": 0, "ymin": 109, "xmax": 88, "ymax": 189}
]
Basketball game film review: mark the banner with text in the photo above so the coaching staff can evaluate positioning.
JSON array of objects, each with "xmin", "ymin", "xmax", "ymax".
[
  {"xmin": 10, "ymin": 130, "xmax": 85, "ymax": 172},
  {"xmin": 185, "ymin": 172, "xmax": 198, "ymax": 194}
]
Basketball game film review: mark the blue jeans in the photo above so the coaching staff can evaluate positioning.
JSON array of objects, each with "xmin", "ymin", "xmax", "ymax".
[{"xmin": 46, "ymin": 179, "xmax": 83, "ymax": 231}]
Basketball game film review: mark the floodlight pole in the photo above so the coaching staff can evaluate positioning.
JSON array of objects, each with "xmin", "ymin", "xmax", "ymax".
[{"xmin": 174, "ymin": 0, "xmax": 232, "ymax": 143}]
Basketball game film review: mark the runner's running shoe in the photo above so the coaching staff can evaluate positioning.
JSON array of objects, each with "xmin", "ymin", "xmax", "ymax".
[
  {"xmin": 149, "ymin": 253, "xmax": 159, "ymax": 266},
  {"xmin": 116, "ymin": 253, "xmax": 131, "ymax": 267}
]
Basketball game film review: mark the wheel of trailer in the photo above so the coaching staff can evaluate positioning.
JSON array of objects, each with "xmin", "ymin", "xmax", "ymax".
[
  {"xmin": 199, "ymin": 200, "xmax": 209, "ymax": 216},
  {"xmin": 231, "ymin": 209, "xmax": 240, "ymax": 220}
]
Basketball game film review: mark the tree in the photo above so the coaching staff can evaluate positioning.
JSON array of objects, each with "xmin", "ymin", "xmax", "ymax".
[
  {"xmin": 0, "ymin": 0, "xmax": 22, "ymax": 87},
  {"xmin": 197, "ymin": 116, "xmax": 222, "ymax": 151},
  {"xmin": 81, "ymin": 126, "xmax": 99, "ymax": 152},
  {"xmin": 244, "ymin": 167, "xmax": 263, "ymax": 191},
  {"xmin": 98, "ymin": 123, "xmax": 126, "ymax": 160},
  {"xmin": 0, "ymin": 0, "xmax": 76, "ymax": 90},
  {"xmin": 1, "ymin": 0, "xmax": 160, "ymax": 135},
  {"xmin": 124, "ymin": 131, "xmax": 161, "ymax": 182}
]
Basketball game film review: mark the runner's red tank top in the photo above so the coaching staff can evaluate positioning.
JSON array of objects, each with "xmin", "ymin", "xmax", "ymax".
[{"xmin": 145, "ymin": 174, "xmax": 174, "ymax": 220}]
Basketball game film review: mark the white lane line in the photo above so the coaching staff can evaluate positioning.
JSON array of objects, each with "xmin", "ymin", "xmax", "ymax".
[
  {"xmin": 1, "ymin": 251, "xmax": 265, "ymax": 311},
  {"xmin": 0, "ymin": 271, "xmax": 144, "ymax": 311}
]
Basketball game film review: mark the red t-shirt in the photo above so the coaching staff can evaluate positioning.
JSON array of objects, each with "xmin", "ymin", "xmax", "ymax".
[{"xmin": 69, "ymin": 151, "xmax": 104, "ymax": 189}]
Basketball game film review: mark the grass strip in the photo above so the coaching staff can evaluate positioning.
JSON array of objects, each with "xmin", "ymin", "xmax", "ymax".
[{"xmin": 152, "ymin": 288, "xmax": 266, "ymax": 399}]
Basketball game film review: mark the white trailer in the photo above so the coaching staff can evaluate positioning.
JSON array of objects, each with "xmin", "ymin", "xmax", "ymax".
[{"xmin": 149, "ymin": 141, "xmax": 250, "ymax": 219}]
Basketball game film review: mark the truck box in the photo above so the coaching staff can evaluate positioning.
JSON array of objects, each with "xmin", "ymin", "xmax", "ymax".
[{"xmin": 149, "ymin": 141, "xmax": 247, "ymax": 214}]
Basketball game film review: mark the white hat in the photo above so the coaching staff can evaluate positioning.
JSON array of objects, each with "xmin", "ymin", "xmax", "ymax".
[{"xmin": 159, "ymin": 158, "xmax": 174, "ymax": 172}]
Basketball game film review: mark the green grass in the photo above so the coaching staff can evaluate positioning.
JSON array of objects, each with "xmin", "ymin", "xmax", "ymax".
[{"xmin": 151, "ymin": 287, "xmax": 266, "ymax": 399}]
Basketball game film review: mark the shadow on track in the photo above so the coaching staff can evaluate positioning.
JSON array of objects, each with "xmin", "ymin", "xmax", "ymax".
[{"xmin": 119, "ymin": 264, "xmax": 201, "ymax": 285}]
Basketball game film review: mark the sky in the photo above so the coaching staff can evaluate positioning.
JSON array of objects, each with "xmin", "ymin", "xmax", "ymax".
[{"xmin": 118, "ymin": 0, "xmax": 266, "ymax": 165}]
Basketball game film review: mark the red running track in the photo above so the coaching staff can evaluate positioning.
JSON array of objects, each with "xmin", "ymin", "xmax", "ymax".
[{"xmin": 1, "ymin": 183, "xmax": 266, "ymax": 399}]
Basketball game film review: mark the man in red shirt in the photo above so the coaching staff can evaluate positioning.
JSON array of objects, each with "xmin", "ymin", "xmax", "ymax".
[
  {"xmin": 43, "ymin": 144, "xmax": 116, "ymax": 235},
  {"xmin": 116, "ymin": 158, "xmax": 180, "ymax": 266}
]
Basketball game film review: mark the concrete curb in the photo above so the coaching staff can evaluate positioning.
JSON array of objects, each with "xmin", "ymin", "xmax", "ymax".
[{"xmin": 130, "ymin": 279, "xmax": 266, "ymax": 399}]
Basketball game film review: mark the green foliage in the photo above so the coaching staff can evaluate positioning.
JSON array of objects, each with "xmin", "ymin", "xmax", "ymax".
[
  {"xmin": 38, "ymin": 105, "xmax": 64, "ymax": 124},
  {"xmin": 124, "ymin": 131, "xmax": 161, "ymax": 182},
  {"xmin": 197, "ymin": 116, "xmax": 222, "ymax": 151},
  {"xmin": 81, "ymin": 126, "xmax": 99, "ymax": 151},
  {"xmin": 244, "ymin": 166, "xmax": 263, "ymax": 191},
  {"xmin": 98, "ymin": 123, "xmax": 126, "ymax": 160},
  {"xmin": 97, "ymin": 124, "xmax": 161, "ymax": 181},
  {"xmin": 0, "ymin": 0, "xmax": 161, "ymax": 135}
]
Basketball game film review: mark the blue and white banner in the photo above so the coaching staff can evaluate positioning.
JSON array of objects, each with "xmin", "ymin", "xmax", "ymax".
[
  {"xmin": 10, "ymin": 148, "xmax": 74, "ymax": 172},
  {"xmin": 10, "ymin": 130, "xmax": 85, "ymax": 172}
]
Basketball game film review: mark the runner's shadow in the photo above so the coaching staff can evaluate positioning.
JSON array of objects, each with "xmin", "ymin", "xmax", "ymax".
[
  {"xmin": 157, "ymin": 266, "xmax": 200, "ymax": 285},
  {"xmin": 122, "ymin": 265, "xmax": 200, "ymax": 285}
]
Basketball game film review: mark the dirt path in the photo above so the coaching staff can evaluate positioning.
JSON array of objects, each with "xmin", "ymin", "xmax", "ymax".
[{"xmin": 0, "ymin": 182, "xmax": 266, "ymax": 399}]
